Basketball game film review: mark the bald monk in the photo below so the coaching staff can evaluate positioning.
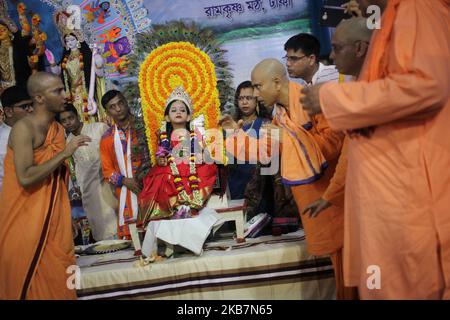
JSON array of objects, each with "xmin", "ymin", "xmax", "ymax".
[
  {"xmin": 0, "ymin": 72, "xmax": 91, "ymax": 299},
  {"xmin": 302, "ymin": 17, "xmax": 373, "ymax": 300},
  {"xmin": 303, "ymin": 17, "xmax": 373, "ymax": 215},
  {"xmin": 221, "ymin": 58, "xmax": 346, "ymax": 298},
  {"xmin": 301, "ymin": 0, "xmax": 450, "ymax": 299}
]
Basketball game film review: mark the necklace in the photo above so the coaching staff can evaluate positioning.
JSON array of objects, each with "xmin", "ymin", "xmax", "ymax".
[
  {"xmin": 159, "ymin": 121, "xmax": 203, "ymax": 210},
  {"xmin": 241, "ymin": 113, "xmax": 257, "ymax": 130}
]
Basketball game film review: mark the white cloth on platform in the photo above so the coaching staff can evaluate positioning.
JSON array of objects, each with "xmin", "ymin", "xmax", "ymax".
[
  {"xmin": 142, "ymin": 207, "xmax": 222, "ymax": 256},
  {"xmin": 311, "ymin": 62, "xmax": 339, "ymax": 85},
  {"xmin": 113, "ymin": 125, "xmax": 138, "ymax": 227}
]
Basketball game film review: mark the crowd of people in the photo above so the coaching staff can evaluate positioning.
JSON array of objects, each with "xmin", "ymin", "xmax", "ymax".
[{"xmin": 0, "ymin": 0, "xmax": 449, "ymax": 300}]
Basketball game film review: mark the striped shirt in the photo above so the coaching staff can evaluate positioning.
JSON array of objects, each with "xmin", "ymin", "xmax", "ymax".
[{"xmin": 311, "ymin": 62, "xmax": 340, "ymax": 85}]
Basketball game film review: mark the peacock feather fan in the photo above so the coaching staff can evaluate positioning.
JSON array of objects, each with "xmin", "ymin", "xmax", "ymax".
[{"xmin": 124, "ymin": 20, "xmax": 234, "ymax": 165}]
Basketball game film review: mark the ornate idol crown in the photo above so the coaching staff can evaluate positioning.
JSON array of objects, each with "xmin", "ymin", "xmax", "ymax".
[
  {"xmin": 0, "ymin": 1, "xmax": 18, "ymax": 33},
  {"xmin": 53, "ymin": 9, "xmax": 85, "ymax": 45},
  {"xmin": 165, "ymin": 86, "xmax": 194, "ymax": 113}
]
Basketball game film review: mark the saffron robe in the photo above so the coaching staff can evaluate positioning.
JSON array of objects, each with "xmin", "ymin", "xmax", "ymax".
[
  {"xmin": 227, "ymin": 82, "xmax": 345, "ymax": 254},
  {"xmin": 0, "ymin": 122, "xmax": 77, "ymax": 299},
  {"xmin": 320, "ymin": 0, "xmax": 450, "ymax": 299},
  {"xmin": 227, "ymin": 81, "xmax": 345, "ymax": 297},
  {"xmin": 321, "ymin": 136, "xmax": 349, "ymax": 208},
  {"xmin": 273, "ymin": 82, "xmax": 345, "ymax": 255}
]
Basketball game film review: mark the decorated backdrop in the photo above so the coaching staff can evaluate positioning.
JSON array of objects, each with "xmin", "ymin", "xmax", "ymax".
[
  {"xmin": 142, "ymin": 0, "xmax": 311, "ymax": 87},
  {"xmin": 5, "ymin": 0, "xmax": 312, "ymax": 86},
  {"xmin": 6, "ymin": 0, "xmax": 150, "ymax": 78}
]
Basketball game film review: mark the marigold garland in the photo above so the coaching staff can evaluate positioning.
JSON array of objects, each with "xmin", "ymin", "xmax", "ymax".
[
  {"xmin": 159, "ymin": 121, "xmax": 203, "ymax": 210},
  {"xmin": 138, "ymin": 41, "xmax": 221, "ymax": 164}
]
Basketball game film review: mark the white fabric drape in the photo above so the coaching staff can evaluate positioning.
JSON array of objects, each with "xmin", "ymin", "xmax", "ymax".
[{"xmin": 113, "ymin": 126, "xmax": 138, "ymax": 227}]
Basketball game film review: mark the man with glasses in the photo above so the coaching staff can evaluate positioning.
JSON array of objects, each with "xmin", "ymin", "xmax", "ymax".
[
  {"xmin": 303, "ymin": 17, "xmax": 373, "ymax": 218},
  {"xmin": 0, "ymin": 85, "xmax": 33, "ymax": 192},
  {"xmin": 57, "ymin": 103, "xmax": 117, "ymax": 242},
  {"xmin": 302, "ymin": 17, "xmax": 373, "ymax": 300},
  {"xmin": 220, "ymin": 59, "xmax": 345, "ymax": 298},
  {"xmin": 283, "ymin": 33, "xmax": 339, "ymax": 86}
]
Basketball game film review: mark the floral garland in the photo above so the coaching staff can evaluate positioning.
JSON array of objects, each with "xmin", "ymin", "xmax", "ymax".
[
  {"xmin": 159, "ymin": 121, "xmax": 203, "ymax": 210},
  {"xmin": 67, "ymin": 156, "xmax": 81, "ymax": 202},
  {"xmin": 138, "ymin": 41, "xmax": 221, "ymax": 165},
  {"xmin": 61, "ymin": 51, "xmax": 89, "ymax": 113}
]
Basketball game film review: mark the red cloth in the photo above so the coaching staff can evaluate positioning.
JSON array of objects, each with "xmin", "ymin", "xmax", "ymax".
[
  {"xmin": 138, "ymin": 129, "xmax": 218, "ymax": 225},
  {"xmin": 139, "ymin": 162, "xmax": 217, "ymax": 213}
]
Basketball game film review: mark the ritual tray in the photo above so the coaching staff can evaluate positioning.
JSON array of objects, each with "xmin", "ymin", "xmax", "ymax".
[{"xmin": 82, "ymin": 240, "xmax": 132, "ymax": 255}]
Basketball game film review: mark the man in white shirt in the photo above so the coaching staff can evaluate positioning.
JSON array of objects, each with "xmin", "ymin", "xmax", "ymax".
[
  {"xmin": 283, "ymin": 33, "xmax": 339, "ymax": 85},
  {"xmin": 269, "ymin": 33, "xmax": 340, "ymax": 119},
  {"xmin": 0, "ymin": 86, "xmax": 33, "ymax": 192},
  {"xmin": 56, "ymin": 103, "xmax": 117, "ymax": 241}
]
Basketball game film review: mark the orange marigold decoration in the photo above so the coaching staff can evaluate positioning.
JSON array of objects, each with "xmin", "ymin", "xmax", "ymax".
[{"xmin": 138, "ymin": 41, "xmax": 221, "ymax": 164}]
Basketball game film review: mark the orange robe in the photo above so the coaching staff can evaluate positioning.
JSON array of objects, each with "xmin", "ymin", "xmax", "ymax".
[
  {"xmin": 227, "ymin": 81, "xmax": 346, "ymax": 296},
  {"xmin": 320, "ymin": 0, "xmax": 450, "ymax": 299},
  {"xmin": 282, "ymin": 82, "xmax": 348, "ymax": 299},
  {"xmin": 0, "ymin": 122, "xmax": 77, "ymax": 300},
  {"xmin": 322, "ymin": 137, "xmax": 348, "ymax": 208},
  {"xmin": 274, "ymin": 82, "xmax": 345, "ymax": 257},
  {"xmin": 317, "ymin": 137, "xmax": 355, "ymax": 300}
]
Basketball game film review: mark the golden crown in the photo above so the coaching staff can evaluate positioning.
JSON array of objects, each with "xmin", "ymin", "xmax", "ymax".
[{"xmin": 165, "ymin": 86, "xmax": 194, "ymax": 113}]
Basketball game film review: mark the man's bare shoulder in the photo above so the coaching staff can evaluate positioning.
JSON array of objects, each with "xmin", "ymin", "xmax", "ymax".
[{"xmin": 9, "ymin": 117, "xmax": 34, "ymax": 146}]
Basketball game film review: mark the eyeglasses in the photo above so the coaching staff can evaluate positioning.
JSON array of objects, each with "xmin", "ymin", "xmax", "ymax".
[
  {"xmin": 12, "ymin": 102, "xmax": 33, "ymax": 110},
  {"xmin": 331, "ymin": 43, "xmax": 352, "ymax": 53},
  {"xmin": 332, "ymin": 40, "xmax": 368, "ymax": 53},
  {"xmin": 238, "ymin": 96, "xmax": 255, "ymax": 102},
  {"xmin": 282, "ymin": 55, "xmax": 308, "ymax": 63}
]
